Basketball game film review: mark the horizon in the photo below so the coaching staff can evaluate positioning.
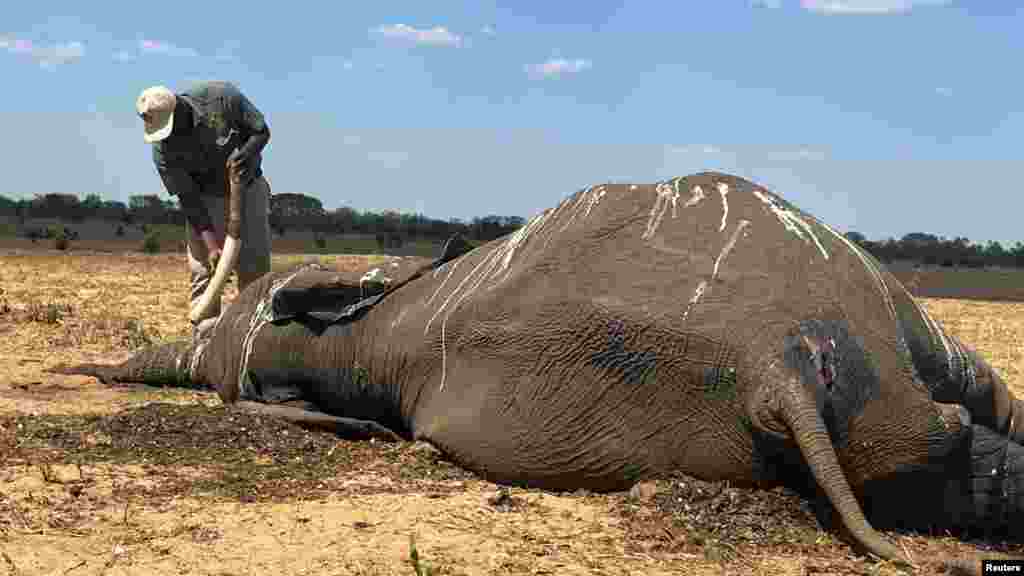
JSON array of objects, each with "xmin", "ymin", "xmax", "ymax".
[{"xmin": 2, "ymin": 1, "xmax": 1022, "ymax": 245}]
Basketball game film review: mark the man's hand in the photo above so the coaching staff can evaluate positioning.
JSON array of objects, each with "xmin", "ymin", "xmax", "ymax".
[
  {"xmin": 200, "ymin": 229, "xmax": 223, "ymax": 269},
  {"xmin": 208, "ymin": 249, "xmax": 222, "ymax": 270},
  {"xmin": 227, "ymin": 148, "xmax": 249, "ymax": 184}
]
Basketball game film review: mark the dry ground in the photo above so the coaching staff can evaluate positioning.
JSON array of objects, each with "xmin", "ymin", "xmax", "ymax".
[{"xmin": 1, "ymin": 248, "xmax": 1022, "ymax": 576}]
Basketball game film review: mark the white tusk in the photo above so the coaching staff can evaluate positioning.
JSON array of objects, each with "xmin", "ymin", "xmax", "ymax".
[
  {"xmin": 190, "ymin": 159, "xmax": 244, "ymax": 325},
  {"xmin": 189, "ymin": 235, "xmax": 241, "ymax": 323}
]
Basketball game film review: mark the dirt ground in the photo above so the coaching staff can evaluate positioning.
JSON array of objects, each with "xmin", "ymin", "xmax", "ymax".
[{"xmin": 1, "ymin": 249, "xmax": 1022, "ymax": 575}]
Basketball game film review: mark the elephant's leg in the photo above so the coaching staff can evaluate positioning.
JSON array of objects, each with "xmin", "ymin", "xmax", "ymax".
[
  {"xmin": 930, "ymin": 339, "xmax": 1024, "ymax": 445},
  {"xmin": 232, "ymin": 401, "xmax": 404, "ymax": 442}
]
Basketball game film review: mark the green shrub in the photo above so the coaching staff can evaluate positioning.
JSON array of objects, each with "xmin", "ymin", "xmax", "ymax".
[
  {"xmin": 122, "ymin": 318, "xmax": 155, "ymax": 349},
  {"xmin": 313, "ymin": 233, "xmax": 327, "ymax": 253},
  {"xmin": 27, "ymin": 302, "xmax": 72, "ymax": 324},
  {"xmin": 142, "ymin": 232, "xmax": 161, "ymax": 254}
]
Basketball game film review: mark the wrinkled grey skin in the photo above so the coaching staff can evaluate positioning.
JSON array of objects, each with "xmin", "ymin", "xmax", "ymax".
[{"xmin": 54, "ymin": 172, "xmax": 1023, "ymax": 572}]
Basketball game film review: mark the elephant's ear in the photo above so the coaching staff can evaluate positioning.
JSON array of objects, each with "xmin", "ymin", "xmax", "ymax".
[
  {"xmin": 268, "ymin": 269, "xmax": 365, "ymax": 321},
  {"xmin": 753, "ymin": 361, "xmax": 911, "ymax": 567}
]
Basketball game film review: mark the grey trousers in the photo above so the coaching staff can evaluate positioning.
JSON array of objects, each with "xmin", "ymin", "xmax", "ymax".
[{"xmin": 187, "ymin": 175, "xmax": 272, "ymax": 336}]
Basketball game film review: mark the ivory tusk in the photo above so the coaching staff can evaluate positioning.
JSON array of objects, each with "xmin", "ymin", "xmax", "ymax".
[
  {"xmin": 189, "ymin": 235, "xmax": 241, "ymax": 323},
  {"xmin": 189, "ymin": 160, "xmax": 244, "ymax": 324}
]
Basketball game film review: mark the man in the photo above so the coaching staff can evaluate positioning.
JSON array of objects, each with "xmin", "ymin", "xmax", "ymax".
[{"xmin": 136, "ymin": 81, "xmax": 272, "ymax": 340}]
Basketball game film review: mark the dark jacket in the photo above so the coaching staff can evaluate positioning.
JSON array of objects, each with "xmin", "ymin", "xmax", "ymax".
[{"xmin": 152, "ymin": 81, "xmax": 270, "ymax": 233}]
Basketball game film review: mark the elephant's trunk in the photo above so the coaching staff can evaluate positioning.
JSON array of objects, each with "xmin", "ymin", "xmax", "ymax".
[
  {"xmin": 776, "ymin": 381, "xmax": 910, "ymax": 566},
  {"xmin": 190, "ymin": 160, "xmax": 243, "ymax": 324},
  {"xmin": 47, "ymin": 339, "xmax": 201, "ymax": 388}
]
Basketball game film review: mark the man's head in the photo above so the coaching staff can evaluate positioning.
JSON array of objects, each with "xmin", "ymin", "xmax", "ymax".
[{"xmin": 136, "ymin": 86, "xmax": 177, "ymax": 143}]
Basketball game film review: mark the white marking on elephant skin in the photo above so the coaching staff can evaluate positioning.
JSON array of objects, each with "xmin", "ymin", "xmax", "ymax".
[
  {"xmin": 188, "ymin": 314, "xmax": 224, "ymax": 381},
  {"xmin": 641, "ymin": 181, "xmax": 680, "ymax": 240},
  {"xmin": 425, "ymin": 243, "xmax": 505, "ymax": 336},
  {"xmin": 236, "ymin": 269, "xmax": 305, "ymax": 397},
  {"xmin": 717, "ymin": 182, "xmax": 729, "ymax": 232},
  {"xmin": 815, "ymin": 220, "xmax": 897, "ymax": 321},
  {"xmin": 426, "ymin": 208, "xmax": 556, "ymax": 392},
  {"xmin": 426, "ymin": 260, "xmax": 460, "ymax": 305},
  {"xmin": 713, "ymin": 219, "xmax": 751, "ymax": 279},
  {"xmin": 558, "ymin": 191, "xmax": 589, "ymax": 232},
  {"xmin": 495, "ymin": 209, "xmax": 550, "ymax": 280},
  {"xmin": 429, "ymin": 244, "xmax": 509, "ymax": 391},
  {"xmin": 752, "ymin": 189, "xmax": 830, "ymax": 261},
  {"xmin": 684, "ymin": 184, "xmax": 706, "ymax": 208},
  {"xmin": 538, "ymin": 196, "xmax": 572, "ymax": 254},
  {"xmin": 682, "ymin": 280, "xmax": 709, "ymax": 322},
  {"xmin": 390, "ymin": 306, "xmax": 409, "ymax": 331},
  {"xmin": 583, "ymin": 185, "xmax": 607, "ymax": 218},
  {"xmin": 558, "ymin": 185, "xmax": 603, "ymax": 233},
  {"xmin": 915, "ymin": 299, "xmax": 954, "ymax": 365},
  {"xmin": 681, "ymin": 220, "xmax": 752, "ymax": 322}
]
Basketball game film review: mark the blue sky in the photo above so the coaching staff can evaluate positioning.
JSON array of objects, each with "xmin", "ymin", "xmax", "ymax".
[{"xmin": 2, "ymin": 0, "xmax": 1021, "ymax": 244}]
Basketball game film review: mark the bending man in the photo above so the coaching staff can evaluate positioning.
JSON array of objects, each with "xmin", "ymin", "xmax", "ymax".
[{"xmin": 136, "ymin": 81, "xmax": 272, "ymax": 340}]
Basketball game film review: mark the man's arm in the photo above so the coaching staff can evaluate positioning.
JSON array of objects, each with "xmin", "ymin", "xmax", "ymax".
[{"xmin": 227, "ymin": 88, "xmax": 271, "ymax": 183}]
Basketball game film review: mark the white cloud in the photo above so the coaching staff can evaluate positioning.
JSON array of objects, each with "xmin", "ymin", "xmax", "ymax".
[
  {"xmin": 800, "ymin": 0, "xmax": 951, "ymax": 14},
  {"xmin": 138, "ymin": 39, "xmax": 200, "ymax": 57},
  {"xmin": 1, "ymin": 35, "xmax": 85, "ymax": 68},
  {"xmin": 525, "ymin": 58, "xmax": 593, "ymax": 80},
  {"xmin": 376, "ymin": 24, "xmax": 463, "ymax": 47},
  {"xmin": 751, "ymin": 0, "xmax": 783, "ymax": 8}
]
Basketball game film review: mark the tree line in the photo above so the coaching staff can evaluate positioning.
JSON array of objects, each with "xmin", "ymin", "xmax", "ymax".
[
  {"xmin": 3, "ymin": 192, "xmax": 1022, "ymax": 267},
  {"xmin": 843, "ymin": 231, "xmax": 1024, "ymax": 269},
  {"xmin": 0, "ymin": 192, "xmax": 526, "ymax": 245}
]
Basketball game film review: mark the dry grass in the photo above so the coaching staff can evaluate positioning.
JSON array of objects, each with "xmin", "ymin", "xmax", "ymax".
[
  {"xmin": 890, "ymin": 265, "xmax": 1024, "ymax": 303},
  {"xmin": 1, "ymin": 249, "xmax": 1022, "ymax": 575}
]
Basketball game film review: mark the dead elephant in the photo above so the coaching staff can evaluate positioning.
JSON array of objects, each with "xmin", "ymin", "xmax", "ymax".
[{"xmin": 53, "ymin": 172, "xmax": 1024, "ymax": 571}]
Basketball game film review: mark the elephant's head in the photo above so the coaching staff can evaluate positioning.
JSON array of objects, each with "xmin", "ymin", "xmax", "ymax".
[{"xmin": 763, "ymin": 314, "xmax": 1024, "ymax": 563}]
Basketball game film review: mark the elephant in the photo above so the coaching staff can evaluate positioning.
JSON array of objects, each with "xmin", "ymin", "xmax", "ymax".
[{"xmin": 52, "ymin": 172, "xmax": 1023, "ymax": 572}]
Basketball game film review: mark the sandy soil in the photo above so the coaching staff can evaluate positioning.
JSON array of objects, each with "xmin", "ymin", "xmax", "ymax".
[{"xmin": 1, "ymin": 249, "xmax": 1022, "ymax": 575}]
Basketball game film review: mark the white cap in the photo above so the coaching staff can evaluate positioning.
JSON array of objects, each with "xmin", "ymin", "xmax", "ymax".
[{"xmin": 136, "ymin": 86, "xmax": 177, "ymax": 143}]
